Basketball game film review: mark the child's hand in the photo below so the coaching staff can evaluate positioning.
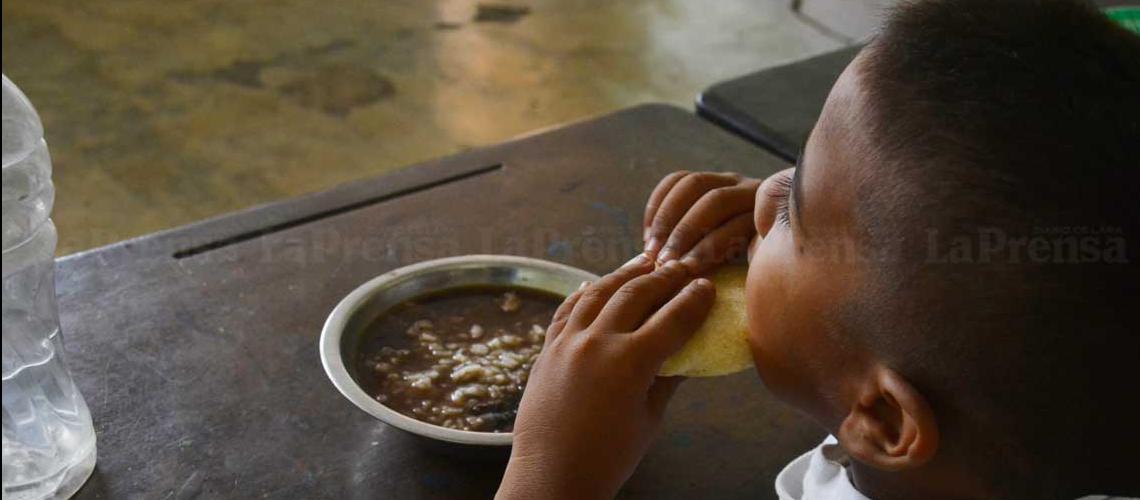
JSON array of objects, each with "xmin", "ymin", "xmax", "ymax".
[
  {"xmin": 496, "ymin": 256, "xmax": 715, "ymax": 500},
  {"xmin": 643, "ymin": 171, "xmax": 762, "ymax": 274}
]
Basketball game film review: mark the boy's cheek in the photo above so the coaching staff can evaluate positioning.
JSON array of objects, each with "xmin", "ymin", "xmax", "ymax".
[
  {"xmin": 743, "ymin": 237, "xmax": 797, "ymax": 393},
  {"xmin": 744, "ymin": 233, "xmax": 864, "ymax": 422},
  {"xmin": 744, "ymin": 255, "xmax": 828, "ymax": 413}
]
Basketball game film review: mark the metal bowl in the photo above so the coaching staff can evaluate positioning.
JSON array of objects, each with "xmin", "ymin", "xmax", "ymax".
[{"xmin": 320, "ymin": 255, "xmax": 598, "ymax": 448}]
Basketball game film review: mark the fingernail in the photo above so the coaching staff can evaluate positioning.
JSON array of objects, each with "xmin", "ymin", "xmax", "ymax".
[
  {"xmin": 656, "ymin": 248, "xmax": 675, "ymax": 265},
  {"xmin": 663, "ymin": 260, "xmax": 684, "ymax": 272},
  {"xmin": 579, "ymin": 281, "xmax": 591, "ymax": 290},
  {"xmin": 690, "ymin": 278, "xmax": 713, "ymax": 289},
  {"xmin": 645, "ymin": 237, "xmax": 662, "ymax": 254},
  {"xmin": 622, "ymin": 254, "xmax": 649, "ymax": 268},
  {"xmin": 679, "ymin": 255, "xmax": 699, "ymax": 270}
]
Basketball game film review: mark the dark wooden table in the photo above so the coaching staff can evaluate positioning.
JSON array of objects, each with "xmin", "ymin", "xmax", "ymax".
[
  {"xmin": 696, "ymin": 46, "xmax": 860, "ymax": 162},
  {"xmin": 59, "ymin": 104, "xmax": 823, "ymax": 500}
]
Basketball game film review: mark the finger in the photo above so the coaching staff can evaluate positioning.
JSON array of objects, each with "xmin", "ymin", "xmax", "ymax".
[
  {"xmin": 677, "ymin": 212, "xmax": 756, "ymax": 275},
  {"xmin": 565, "ymin": 254, "xmax": 653, "ymax": 332},
  {"xmin": 635, "ymin": 277, "xmax": 716, "ymax": 362},
  {"xmin": 591, "ymin": 260, "xmax": 690, "ymax": 332},
  {"xmin": 755, "ymin": 168, "xmax": 795, "ymax": 239},
  {"xmin": 544, "ymin": 284, "xmax": 587, "ymax": 347},
  {"xmin": 647, "ymin": 173, "xmax": 739, "ymax": 261},
  {"xmin": 643, "ymin": 171, "xmax": 690, "ymax": 242},
  {"xmin": 647, "ymin": 376, "xmax": 686, "ymax": 416},
  {"xmin": 657, "ymin": 182, "xmax": 759, "ymax": 264}
]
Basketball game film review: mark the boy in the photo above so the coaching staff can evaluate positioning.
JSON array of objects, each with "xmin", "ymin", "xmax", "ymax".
[{"xmin": 497, "ymin": 0, "xmax": 1140, "ymax": 498}]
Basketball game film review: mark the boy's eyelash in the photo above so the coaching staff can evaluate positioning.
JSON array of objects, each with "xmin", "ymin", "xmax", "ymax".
[{"xmin": 769, "ymin": 173, "xmax": 793, "ymax": 227}]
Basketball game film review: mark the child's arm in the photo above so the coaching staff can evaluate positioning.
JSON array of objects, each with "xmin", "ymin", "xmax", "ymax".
[
  {"xmin": 496, "ymin": 257, "xmax": 715, "ymax": 500},
  {"xmin": 642, "ymin": 171, "xmax": 762, "ymax": 273}
]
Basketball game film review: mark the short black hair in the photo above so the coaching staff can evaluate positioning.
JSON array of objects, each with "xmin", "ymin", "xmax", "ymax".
[{"xmin": 846, "ymin": 0, "xmax": 1140, "ymax": 496}]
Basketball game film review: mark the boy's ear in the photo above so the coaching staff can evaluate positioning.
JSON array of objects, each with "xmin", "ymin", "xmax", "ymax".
[{"xmin": 837, "ymin": 364, "xmax": 939, "ymax": 471}]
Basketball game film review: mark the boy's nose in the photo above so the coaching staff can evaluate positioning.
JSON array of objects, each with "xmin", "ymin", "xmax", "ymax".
[
  {"xmin": 753, "ymin": 186, "xmax": 769, "ymax": 238},
  {"xmin": 753, "ymin": 168, "xmax": 795, "ymax": 239}
]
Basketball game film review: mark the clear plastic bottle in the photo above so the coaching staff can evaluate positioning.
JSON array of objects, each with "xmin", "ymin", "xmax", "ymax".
[{"xmin": 2, "ymin": 74, "xmax": 96, "ymax": 500}]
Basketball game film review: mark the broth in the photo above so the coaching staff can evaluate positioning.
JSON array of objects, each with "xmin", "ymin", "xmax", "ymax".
[{"xmin": 358, "ymin": 286, "xmax": 561, "ymax": 432}]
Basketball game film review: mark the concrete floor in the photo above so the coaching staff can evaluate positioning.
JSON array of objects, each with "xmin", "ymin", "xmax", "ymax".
[{"xmin": 2, "ymin": 0, "xmax": 854, "ymax": 255}]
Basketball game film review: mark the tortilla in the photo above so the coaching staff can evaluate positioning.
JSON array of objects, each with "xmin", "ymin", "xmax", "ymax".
[{"xmin": 658, "ymin": 265, "xmax": 753, "ymax": 377}]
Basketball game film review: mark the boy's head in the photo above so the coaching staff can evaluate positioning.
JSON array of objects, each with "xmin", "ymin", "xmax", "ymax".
[{"xmin": 744, "ymin": 0, "xmax": 1140, "ymax": 497}]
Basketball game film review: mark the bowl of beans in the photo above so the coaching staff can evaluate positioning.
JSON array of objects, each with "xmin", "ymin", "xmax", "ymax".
[{"xmin": 320, "ymin": 255, "xmax": 598, "ymax": 448}]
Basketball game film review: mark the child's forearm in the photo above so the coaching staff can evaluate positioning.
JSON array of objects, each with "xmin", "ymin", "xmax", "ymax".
[{"xmin": 497, "ymin": 456, "xmax": 613, "ymax": 500}]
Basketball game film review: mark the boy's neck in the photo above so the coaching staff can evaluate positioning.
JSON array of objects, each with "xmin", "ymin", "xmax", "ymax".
[{"xmin": 848, "ymin": 461, "xmax": 988, "ymax": 500}]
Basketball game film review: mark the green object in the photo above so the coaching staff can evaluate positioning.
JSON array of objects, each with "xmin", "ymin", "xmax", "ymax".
[{"xmin": 1106, "ymin": 7, "xmax": 1140, "ymax": 35}]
